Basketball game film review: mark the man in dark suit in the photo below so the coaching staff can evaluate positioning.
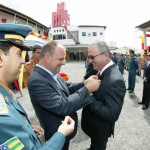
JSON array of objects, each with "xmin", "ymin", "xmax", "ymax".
[
  {"xmin": 28, "ymin": 41, "xmax": 100, "ymax": 150},
  {"xmin": 138, "ymin": 53, "xmax": 150, "ymax": 110},
  {"xmin": 81, "ymin": 41, "xmax": 126, "ymax": 150}
]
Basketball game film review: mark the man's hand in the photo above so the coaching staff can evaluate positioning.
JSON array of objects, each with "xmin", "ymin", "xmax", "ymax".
[
  {"xmin": 85, "ymin": 78, "xmax": 101, "ymax": 93},
  {"xmin": 58, "ymin": 116, "xmax": 75, "ymax": 137},
  {"xmin": 84, "ymin": 75, "xmax": 98, "ymax": 85},
  {"xmin": 32, "ymin": 125, "xmax": 44, "ymax": 138}
]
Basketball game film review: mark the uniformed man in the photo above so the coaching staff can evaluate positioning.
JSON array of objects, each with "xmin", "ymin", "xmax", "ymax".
[
  {"xmin": 126, "ymin": 49, "xmax": 138, "ymax": 93},
  {"xmin": 23, "ymin": 44, "xmax": 42, "ymax": 87},
  {"xmin": 111, "ymin": 52, "xmax": 118, "ymax": 65},
  {"xmin": 0, "ymin": 23, "xmax": 74, "ymax": 150}
]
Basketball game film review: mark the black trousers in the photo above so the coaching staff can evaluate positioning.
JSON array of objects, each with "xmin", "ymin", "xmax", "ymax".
[
  {"xmin": 142, "ymin": 83, "xmax": 150, "ymax": 107},
  {"xmin": 62, "ymin": 141, "xmax": 69, "ymax": 150},
  {"xmin": 89, "ymin": 137, "xmax": 108, "ymax": 150}
]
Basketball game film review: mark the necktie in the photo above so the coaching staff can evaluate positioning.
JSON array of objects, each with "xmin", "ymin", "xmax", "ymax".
[{"xmin": 97, "ymin": 72, "xmax": 100, "ymax": 78}]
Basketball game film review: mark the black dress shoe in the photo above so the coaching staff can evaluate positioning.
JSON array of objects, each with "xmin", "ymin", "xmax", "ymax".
[
  {"xmin": 138, "ymin": 102, "xmax": 144, "ymax": 105},
  {"xmin": 142, "ymin": 106, "xmax": 148, "ymax": 110},
  {"xmin": 129, "ymin": 90, "xmax": 134, "ymax": 93}
]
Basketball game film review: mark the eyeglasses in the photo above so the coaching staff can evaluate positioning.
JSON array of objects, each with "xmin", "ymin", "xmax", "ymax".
[{"xmin": 88, "ymin": 52, "xmax": 105, "ymax": 60}]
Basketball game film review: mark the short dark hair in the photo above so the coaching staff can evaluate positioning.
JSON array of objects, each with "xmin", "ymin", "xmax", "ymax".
[
  {"xmin": 0, "ymin": 41, "xmax": 13, "ymax": 55},
  {"xmin": 32, "ymin": 45, "xmax": 42, "ymax": 53}
]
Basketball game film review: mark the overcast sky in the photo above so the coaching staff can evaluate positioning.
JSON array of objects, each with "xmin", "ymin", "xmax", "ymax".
[{"xmin": 1, "ymin": 0, "xmax": 150, "ymax": 48}]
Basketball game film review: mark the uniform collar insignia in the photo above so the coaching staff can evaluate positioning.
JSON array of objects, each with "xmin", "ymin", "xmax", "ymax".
[
  {"xmin": 4, "ymin": 96, "xmax": 9, "ymax": 103},
  {"xmin": 0, "ymin": 94, "xmax": 9, "ymax": 115}
]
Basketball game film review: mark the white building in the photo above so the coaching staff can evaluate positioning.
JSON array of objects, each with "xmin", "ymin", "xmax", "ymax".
[{"xmin": 50, "ymin": 25, "xmax": 106, "ymax": 61}]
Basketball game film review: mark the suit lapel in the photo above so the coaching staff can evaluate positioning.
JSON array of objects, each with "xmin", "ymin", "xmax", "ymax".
[
  {"xmin": 34, "ymin": 66, "xmax": 70, "ymax": 95},
  {"xmin": 100, "ymin": 64, "xmax": 116, "ymax": 79},
  {"xmin": 57, "ymin": 75, "xmax": 70, "ymax": 95}
]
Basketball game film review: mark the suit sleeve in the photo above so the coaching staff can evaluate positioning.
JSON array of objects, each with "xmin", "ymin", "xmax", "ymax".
[
  {"xmin": 87, "ymin": 80, "xmax": 125, "ymax": 123},
  {"xmin": 28, "ymin": 78, "xmax": 95, "ymax": 116}
]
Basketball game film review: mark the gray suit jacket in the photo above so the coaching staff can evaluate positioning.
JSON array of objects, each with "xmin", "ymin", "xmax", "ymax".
[{"xmin": 28, "ymin": 66, "xmax": 95, "ymax": 141}]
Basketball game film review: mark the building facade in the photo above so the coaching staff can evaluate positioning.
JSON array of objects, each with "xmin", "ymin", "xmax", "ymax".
[
  {"xmin": 51, "ymin": 2, "xmax": 106, "ymax": 61},
  {"xmin": 0, "ymin": 4, "xmax": 49, "ymax": 37}
]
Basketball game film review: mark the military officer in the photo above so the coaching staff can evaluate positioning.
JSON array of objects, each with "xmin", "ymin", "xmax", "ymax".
[
  {"xmin": 23, "ymin": 44, "xmax": 42, "ymax": 87},
  {"xmin": 127, "ymin": 49, "xmax": 138, "ymax": 93},
  {"xmin": 118, "ymin": 54, "xmax": 125, "ymax": 75},
  {"xmin": 0, "ymin": 23, "xmax": 74, "ymax": 150}
]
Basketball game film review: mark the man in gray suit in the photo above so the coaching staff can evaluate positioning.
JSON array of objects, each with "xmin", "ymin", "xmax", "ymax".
[
  {"xmin": 28, "ymin": 41, "xmax": 100, "ymax": 150},
  {"xmin": 81, "ymin": 41, "xmax": 126, "ymax": 150}
]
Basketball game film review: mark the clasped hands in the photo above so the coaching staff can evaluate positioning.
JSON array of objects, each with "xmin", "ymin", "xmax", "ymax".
[{"xmin": 84, "ymin": 75, "xmax": 101, "ymax": 95}]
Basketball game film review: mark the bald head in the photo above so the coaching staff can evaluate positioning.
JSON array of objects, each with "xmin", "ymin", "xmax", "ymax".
[{"xmin": 40, "ymin": 41, "xmax": 65, "ymax": 59}]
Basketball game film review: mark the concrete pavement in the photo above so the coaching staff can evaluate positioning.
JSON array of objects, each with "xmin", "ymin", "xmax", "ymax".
[{"xmin": 16, "ymin": 61, "xmax": 150, "ymax": 150}]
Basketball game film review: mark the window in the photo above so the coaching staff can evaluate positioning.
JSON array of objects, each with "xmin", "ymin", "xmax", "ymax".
[
  {"xmin": 53, "ymin": 34, "xmax": 66, "ymax": 40},
  {"xmin": 100, "ymin": 32, "xmax": 103, "ymax": 35},
  {"xmin": 93, "ymin": 32, "xmax": 97, "ymax": 36},
  {"xmin": 82, "ymin": 32, "xmax": 86, "ymax": 36}
]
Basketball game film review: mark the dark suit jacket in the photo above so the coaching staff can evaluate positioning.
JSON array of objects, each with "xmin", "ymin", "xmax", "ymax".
[
  {"xmin": 28, "ymin": 66, "xmax": 95, "ymax": 141},
  {"xmin": 144, "ymin": 63, "xmax": 150, "ymax": 87},
  {"xmin": 81, "ymin": 64, "xmax": 126, "ymax": 140}
]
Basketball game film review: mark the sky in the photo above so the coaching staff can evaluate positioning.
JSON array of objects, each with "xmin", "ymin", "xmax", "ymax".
[{"xmin": 1, "ymin": 0, "xmax": 150, "ymax": 49}]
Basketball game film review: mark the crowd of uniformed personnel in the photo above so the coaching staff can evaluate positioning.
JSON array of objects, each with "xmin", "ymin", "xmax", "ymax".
[{"xmin": 111, "ymin": 50, "xmax": 150, "ymax": 109}]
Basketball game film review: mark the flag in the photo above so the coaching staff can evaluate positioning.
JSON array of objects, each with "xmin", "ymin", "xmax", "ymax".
[{"xmin": 0, "ymin": 137, "xmax": 24, "ymax": 150}]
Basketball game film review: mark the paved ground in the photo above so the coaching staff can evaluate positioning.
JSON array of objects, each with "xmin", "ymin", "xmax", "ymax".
[{"xmin": 16, "ymin": 61, "xmax": 150, "ymax": 150}]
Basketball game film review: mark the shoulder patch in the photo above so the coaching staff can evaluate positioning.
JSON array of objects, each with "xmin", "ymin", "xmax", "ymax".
[
  {"xmin": 0, "ymin": 94, "xmax": 8, "ymax": 115},
  {"xmin": 0, "ymin": 136, "xmax": 24, "ymax": 150}
]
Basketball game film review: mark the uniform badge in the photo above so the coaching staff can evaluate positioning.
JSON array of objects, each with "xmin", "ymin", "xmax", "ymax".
[
  {"xmin": 0, "ymin": 94, "xmax": 8, "ymax": 115},
  {"xmin": 0, "ymin": 136, "xmax": 24, "ymax": 150}
]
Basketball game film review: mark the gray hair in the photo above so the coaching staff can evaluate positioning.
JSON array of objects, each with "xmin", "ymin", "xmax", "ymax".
[{"xmin": 89, "ymin": 41, "xmax": 110, "ymax": 55}]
